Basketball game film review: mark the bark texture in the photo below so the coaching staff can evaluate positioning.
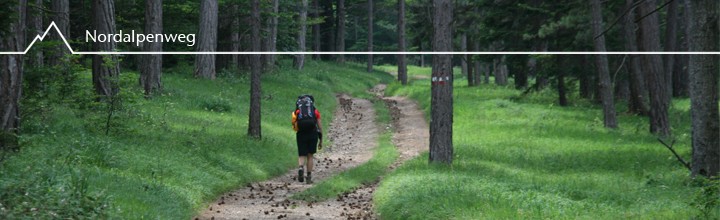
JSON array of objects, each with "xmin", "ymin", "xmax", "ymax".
[
  {"xmin": 688, "ymin": 0, "xmax": 719, "ymax": 178},
  {"xmin": 194, "ymin": 0, "xmax": 218, "ymax": 80},
  {"xmin": 367, "ymin": 0, "xmax": 373, "ymax": 73},
  {"xmin": 637, "ymin": 0, "xmax": 670, "ymax": 137},
  {"xmin": 92, "ymin": 0, "xmax": 120, "ymax": 98},
  {"xmin": 248, "ymin": 0, "xmax": 262, "ymax": 139},
  {"xmin": 141, "ymin": 0, "xmax": 163, "ymax": 96},
  {"xmin": 50, "ymin": 0, "xmax": 70, "ymax": 66},
  {"xmin": 460, "ymin": 34, "xmax": 468, "ymax": 77},
  {"xmin": 397, "ymin": 0, "xmax": 407, "ymax": 84},
  {"xmin": 230, "ymin": 3, "xmax": 240, "ymax": 69},
  {"xmin": 590, "ymin": 0, "xmax": 617, "ymax": 128},
  {"xmin": 624, "ymin": 0, "xmax": 648, "ymax": 115},
  {"xmin": 1, "ymin": 0, "xmax": 26, "ymax": 151},
  {"xmin": 28, "ymin": 0, "xmax": 43, "ymax": 66},
  {"xmin": 268, "ymin": 0, "xmax": 279, "ymax": 67},
  {"xmin": 312, "ymin": 0, "xmax": 320, "ymax": 60},
  {"xmin": 295, "ymin": 0, "xmax": 308, "ymax": 70},
  {"xmin": 429, "ymin": 0, "xmax": 453, "ymax": 164},
  {"xmin": 663, "ymin": 0, "xmax": 679, "ymax": 97}
]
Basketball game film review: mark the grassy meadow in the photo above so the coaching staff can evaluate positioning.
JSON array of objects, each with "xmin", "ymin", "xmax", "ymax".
[
  {"xmin": 0, "ymin": 60, "xmax": 391, "ymax": 219},
  {"xmin": 373, "ymin": 67, "xmax": 715, "ymax": 219}
]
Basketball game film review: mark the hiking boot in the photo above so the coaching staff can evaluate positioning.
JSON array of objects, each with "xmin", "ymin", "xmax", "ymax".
[
  {"xmin": 306, "ymin": 173, "xmax": 313, "ymax": 184},
  {"xmin": 297, "ymin": 167, "xmax": 304, "ymax": 183}
]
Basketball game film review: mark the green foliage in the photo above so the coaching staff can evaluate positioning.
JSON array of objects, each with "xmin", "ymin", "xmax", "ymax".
[
  {"xmin": 198, "ymin": 95, "xmax": 234, "ymax": 113},
  {"xmin": 1, "ymin": 60, "xmax": 390, "ymax": 219},
  {"xmin": 690, "ymin": 178, "xmax": 720, "ymax": 219},
  {"xmin": 376, "ymin": 76, "xmax": 703, "ymax": 219},
  {"xmin": 0, "ymin": 1, "xmax": 16, "ymax": 37}
]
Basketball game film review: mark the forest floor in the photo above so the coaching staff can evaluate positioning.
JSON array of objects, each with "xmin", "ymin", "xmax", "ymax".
[{"xmin": 195, "ymin": 84, "xmax": 428, "ymax": 220}]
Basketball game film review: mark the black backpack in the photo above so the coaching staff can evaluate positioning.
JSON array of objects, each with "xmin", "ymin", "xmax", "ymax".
[{"xmin": 296, "ymin": 95, "xmax": 317, "ymax": 132}]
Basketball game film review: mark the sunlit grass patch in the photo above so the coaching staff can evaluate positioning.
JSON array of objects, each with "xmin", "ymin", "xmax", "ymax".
[{"xmin": 375, "ymin": 78, "xmax": 702, "ymax": 219}]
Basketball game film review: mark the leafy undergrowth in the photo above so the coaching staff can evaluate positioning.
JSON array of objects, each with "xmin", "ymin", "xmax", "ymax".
[
  {"xmin": 292, "ymin": 97, "xmax": 397, "ymax": 202},
  {"xmin": 0, "ymin": 60, "xmax": 391, "ymax": 219},
  {"xmin": 374, "ymin": 70, "xmax": 712, "ymax": 219}
]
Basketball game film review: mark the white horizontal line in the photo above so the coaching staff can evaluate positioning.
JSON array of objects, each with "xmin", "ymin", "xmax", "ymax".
[
  {"xmin": 39, "ymin": 51, "xmax": 720, "ymax": 55},
  {"xmin": 1, "ymin": 22, "xmax": 719, "ymax": 55}
]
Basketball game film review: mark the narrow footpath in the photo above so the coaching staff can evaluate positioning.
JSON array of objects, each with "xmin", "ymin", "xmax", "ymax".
[{"xmin": 195, "ymin": 85, "xmax": 429, "ymax": 220}]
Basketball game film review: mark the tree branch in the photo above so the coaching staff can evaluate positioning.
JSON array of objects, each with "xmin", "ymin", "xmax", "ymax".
[
  {"xmin": 658, "ymin": 138, "xmax": 691, "ymax": 171},
  {"xmin": 635, "ymin": 0, "xmax": 675, "ymax": 23},
  {"xmin": 594, "ymin": 0, "xmax": 646, "ymax": 40},
  {"xmin": 612, "ymin": 54, "xmax": 628, "ymax": 85}
]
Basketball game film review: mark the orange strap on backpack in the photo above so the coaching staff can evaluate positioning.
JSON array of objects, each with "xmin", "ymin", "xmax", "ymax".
[{"xmin": 291, "ymin": 111, "xmax": 299, "ymax": 132}]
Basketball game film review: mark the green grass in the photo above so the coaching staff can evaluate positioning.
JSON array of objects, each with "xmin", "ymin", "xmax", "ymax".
[
  {"xmin": 292, "ymin": 95, "xmax": 397, "ymax": 202},
  {"xmin": 373, "ymin": 77, "xmax": 712, "ymax": 219},
  {"xmin": 0, "ymin": 60, "xmax": 392, "ymax": 219}
]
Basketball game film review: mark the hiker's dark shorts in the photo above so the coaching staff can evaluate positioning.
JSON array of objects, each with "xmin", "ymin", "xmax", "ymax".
[{"xmin": 296, "ymin": 132, "xmax": 318, "ymax": 156}]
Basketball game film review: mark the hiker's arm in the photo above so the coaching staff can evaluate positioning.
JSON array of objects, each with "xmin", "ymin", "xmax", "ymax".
[
  {"xmin": 317, "ymin": 118, "xmax": 323, "ymax": 149},
  {"xmin": 317, "ymin": 118, "xmax": 323, "ymax": 134}
]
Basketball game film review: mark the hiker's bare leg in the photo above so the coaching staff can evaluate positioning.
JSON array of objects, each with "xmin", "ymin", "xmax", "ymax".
[
  {"xmin": 298, "ymin": 156, "xmax": 307, "ymax": 167},
  {"xmin": 307, "ymin": 153, "xmax": 314, "ymax": 172}
]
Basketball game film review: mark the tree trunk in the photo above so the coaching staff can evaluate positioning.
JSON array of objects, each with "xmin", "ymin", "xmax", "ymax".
[
  {"xmin": 689, "ymin": 0, "xmax": 719, "ymax": 178},
  {"xmin": 420, "ymin": 44, "xmax": 425, "ymax": 67},
  {"xmin": 429, "ymin": 0, "xmax": 453, "ymax": 164},
  {"xmin": 483, "ymin": 62, "xmax": 490, "ymax": 84},
  {"xmin": 590, "ymin": 0, "xmax": 618, "ymax": 128},
  {"xmin": 675, "ymin": 0, "xmax": 692, "ymax": 97},
  {"xmin": 467, "ymin": 42, "xmax": 475, "ymax": 87},
  {"xmin": 28, "ymin": 0, "xmax": 43, "ymax": 66},
  {"xmin": 230, "ymin": 3, "xmax": 240, "ymax": 70},
  {"xmin": 472, "ymin": 43, "xmax": 481, "ymax": 87},
  {"xmin": 312, "ymin": 0, "xmax": 320, "ymax": 60},
  {"xmin": 514, "ymin": 56, "xmax": 528, "ymax": 89},
  {"xmin": 248, "ymin": 0, "xmax": 262, "ymax": 139},
  {"xmin": 558, "ymin": 73, "xmax": 567, "ymax": 107},
  {"xmin": 637, "ymin": 0, "xmax": 670, "ymax": 137},
  {"xmin": 579, "ymin": 73, "xmax": 591, "ymax": 99},
  {"xmin": 494, "ymin": 56, "xmax": 508, "ymax": 86},
  {"xmin": 615, "ymin": 72, "xmax": 630, "ymax": 102},
  {"xmin": 295, "ymin": 0, "xmax": 308, "ymax": 70},
  {"xmin": 367, "ymin": 0, "xmax": 373, "ymax": 73},
  {"xmin": 336, "ymin": 0, "xmax": 345, "ymax": 63},
  {"xmin": 141, "ymin": 0, "xmax": 163, "ymax": 96},
  {"xmin": 194, "ymin": 0, "xmax": 218, "ymax": 80},
  {"xmin": 624, "ymin": 0, "xmax": 649, "ymax": 115},
  {"xmin": 263, "ymin": 0, "xmax": 278, "ymax": 69},
  {"xmin": 269, "ymin": 0, "xmax": 279, "ymax": 66},
  {"xmin": 467, "ymin": 55, "xmax": 474, "ymax": 87},
  {"xmin": 460, "ymin": 33, "xmax": 468, "ymax": 77},
  {"xmin": 50, "ymin": 0, "xmax": 69, "ymax": 66},
  {"xmin": 1, "ymin": 0, "xmax": 26, "ymax": 151},
  {"xmin": 92, "ymin": 0, "xmax": 120, "ymax": 98},
  {"xmin": 397, "ymin": 0, "xmax": 407, "ymax": 84},
  {"xmin": 664, "ymin": 0, "xmax": 679, "ymax": 97}
]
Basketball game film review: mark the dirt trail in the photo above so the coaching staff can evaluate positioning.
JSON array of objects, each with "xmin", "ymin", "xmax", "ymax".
[{"xmin": 195, "ymin": 85, "xmax": 429, "ymax": 220}]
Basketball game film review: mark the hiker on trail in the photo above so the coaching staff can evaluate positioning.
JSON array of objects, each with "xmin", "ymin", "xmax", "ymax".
[{"xmin": 292, "ymin": 94, "xmax": 323, "ymax": 184}]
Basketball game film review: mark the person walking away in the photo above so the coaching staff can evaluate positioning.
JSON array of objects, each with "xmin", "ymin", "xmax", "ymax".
[{"xmin": 292, "ymin": 95, "xmax": 323, "ymax": 184}]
